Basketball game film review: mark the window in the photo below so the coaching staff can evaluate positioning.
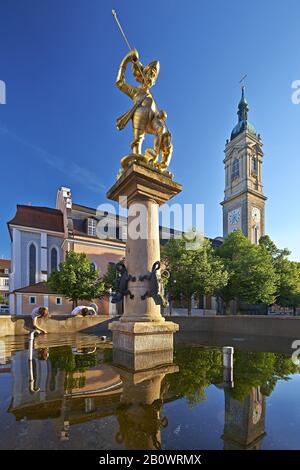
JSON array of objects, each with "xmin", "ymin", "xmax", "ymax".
[
  {"xmin": 29, "ymin": 296, "xmax": 36, "ymax": 305},
  {"xmin": 252, "ymin": 155, "xmax": 258, "ymax": 174},
  {"xmin": 4, "ymin": 269, "xmax": 9, "ymax": 274},
  {"xmin": 231, "ymin": 158, "xmax": 239, "ymax": 180},
  {"xmin": 4, "ymin": 279, "xmax": 9, "ymax": 287},
  {"xmin": 29, "ymin": 243, "xmax": 36, "ymax": 285},
  {"xmin": 87, "ymin": 218, "xmax": 97, "ymax": 236},
  {"xmin": 56, "ymin": 297, "xmax": 62, "ymax": 305},
  {"xmin": 253, "ymin": 226, "xmax": 259, "ymax": 245},
  {"xmin": 50, "ymin": 247, "xmax": 58, "ymax": 273}
]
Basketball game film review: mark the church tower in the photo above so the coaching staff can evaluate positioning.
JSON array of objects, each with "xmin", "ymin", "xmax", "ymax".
[{"xmin": 221, "ymin": 87, "xmax": 267, "ymax": 243}]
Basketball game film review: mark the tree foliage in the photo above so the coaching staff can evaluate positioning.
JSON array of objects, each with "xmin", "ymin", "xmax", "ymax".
[
  {"xmin": 102, "ymin": 262, "xmax": 119, "ymax": 295},
  {"xmin": 49, "ymin": 345, "xmax": 99, "ymax": 393},
  {"xmin": 217, "ymin": 231, "xmax": 278, "ymax": 307},
  {"xmin": 164, "ymin": 346, "xmax": 300, "ymax": 405},
  {"xmin": 162, "ymin": 238, "xmax": 228, "ymax": 314},
  {"xmin": 259, "ymin": 235, "xmax": 300, "ymax": 311},
  {"xmin": 47, "ymin": 251, "xmax": 105, "ymax": 307}
]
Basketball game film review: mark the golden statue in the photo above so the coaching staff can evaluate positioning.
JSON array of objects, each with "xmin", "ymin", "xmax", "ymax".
[{"xmin": 115, "ymin": 48, "xmax": 173, "ymax": 173}]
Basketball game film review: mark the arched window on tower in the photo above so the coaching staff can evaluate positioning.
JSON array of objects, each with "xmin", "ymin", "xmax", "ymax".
[
  {"xmin": 29, "ymin": 243, "xmax": 36, "ymax": 285},
  {"xmin": 252, "ymin": 155, "xmax": 258, "ymax": 175},
  {"xmin": 50, "ymin": 247, "xmax": 59, "ymax": 273},
  {"xmin": 231, "ymin": 158, "xmax": 239, "ymax": 180}
]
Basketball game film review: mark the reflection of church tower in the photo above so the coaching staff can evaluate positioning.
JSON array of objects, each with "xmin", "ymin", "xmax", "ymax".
[
  {"xmin": 222, "ymin": 386, "xmax": 266, "ymax": 450},
  {"xmin": 221, "ymin": 87, "xmax": 267, "ymax": 243}
]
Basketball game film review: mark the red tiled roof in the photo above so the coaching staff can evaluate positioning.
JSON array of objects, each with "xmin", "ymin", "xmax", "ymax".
[
  {"xmin": 14, "ymin": 282, "xmax": 57, "ymax": 294},
  {"xmin": 8, "ymin": 205, "xmax": 64, "ymax": 233},
  {"xmin": 0, "ymin": 259, "xmax": 10, "ymax": 269}
]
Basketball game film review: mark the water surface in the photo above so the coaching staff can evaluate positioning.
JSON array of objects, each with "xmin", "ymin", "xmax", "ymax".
[{"xmin": 0, "ymin": 333, "xmax": 299, "ymax": 450}]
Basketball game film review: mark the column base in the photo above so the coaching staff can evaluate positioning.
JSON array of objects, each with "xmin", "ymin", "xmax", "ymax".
[{"xmin": 109, "ymin": 321, "xmax": 179, "ymax": 369}]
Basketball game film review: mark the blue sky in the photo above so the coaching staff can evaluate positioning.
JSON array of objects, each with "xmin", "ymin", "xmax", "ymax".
[{"xmin": 0, "ymin": 0, "xmax": 299, "ymax": 259}]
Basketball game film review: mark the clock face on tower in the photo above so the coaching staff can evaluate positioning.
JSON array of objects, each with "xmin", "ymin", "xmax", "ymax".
[
  {"xmin": 228, "ymin": 208, "xmax": 241, "ymax": 226},
  {"xmin": 252, "ymin": 207, "xmax": 261, "ymax": 223}
]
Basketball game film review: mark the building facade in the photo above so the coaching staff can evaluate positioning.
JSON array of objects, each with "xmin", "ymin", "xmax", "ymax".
[
  {"xmin": 0, "ymin": 259, "xmax": 10, "ymax": 304},
  {"xmin": 8, "ymin": 187, "xmax": 126, "ymax": 315},
  {"xmin": 8, "ymin": 186, "xmax": 221, "ymax": 316},
  {"xmin": 221, "ymin": 87, "xmax": 267, "ymax": 243}
]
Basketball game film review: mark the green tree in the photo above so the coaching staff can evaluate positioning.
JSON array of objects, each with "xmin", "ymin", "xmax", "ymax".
[
  {"xmin": 48, "ymin": 251, "xmax": 105, "ymax": 308},
  {"xmin": 162, "ymin": 237, "xmax": 228, "ymax": 315},
  {"xmin": 0, "ymin": 294, "xmax": 4, "ymax": 304},
  {"xmin": 275, "ymin": 261, "xmax": 300, "ymax": 314},
  {"xmin": 102, "ymin": 262, "xmax": 119, "ymax": 295},
  {"xmin": 217, "ymin": 231, "xmax": 278, "ymax": 313},
  {"xmin": 260, "ymin": 235, "xmax": 300, "ymax": 314}
]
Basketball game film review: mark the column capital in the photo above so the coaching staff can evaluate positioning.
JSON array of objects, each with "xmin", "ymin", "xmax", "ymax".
[{"xmin": 107, "ymin": 161, "xmax": 182, "ymax": 207}]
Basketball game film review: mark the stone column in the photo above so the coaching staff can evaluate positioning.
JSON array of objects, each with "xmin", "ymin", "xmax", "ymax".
[
  {"xmin": 107, "ymin": 161, "xmax": 182, "ymax": 358},
  {"xmin": 123, "ymin": 196, "xmax": 161, "ymax": 322}
]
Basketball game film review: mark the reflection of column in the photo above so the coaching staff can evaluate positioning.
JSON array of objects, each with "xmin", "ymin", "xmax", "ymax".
[
  {"xmin": 222, "ymin": 386, "xmax": 266, "ymax": 450},
  {"xmin": 113, "ymin": 363, "xmax": 178, "ymax": 450}
]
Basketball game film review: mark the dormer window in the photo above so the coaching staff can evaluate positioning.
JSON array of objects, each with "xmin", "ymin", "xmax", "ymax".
[
  {"xmin": 231, "ymin": 158, "xmax": 239, "ymax": 180},
  {"xmin": 87, "ymin": 218, "xmax": 97, "ymax": 236}
]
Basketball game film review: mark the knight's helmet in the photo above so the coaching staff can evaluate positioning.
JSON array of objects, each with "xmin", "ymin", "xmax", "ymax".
[{"xmin": 132, "ymin": 60, "xmax": 160, "ymax": 84}]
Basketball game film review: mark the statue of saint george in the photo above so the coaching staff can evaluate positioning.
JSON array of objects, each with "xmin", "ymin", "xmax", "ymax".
[{"xmin": 115, "ymin": 48, "xmax": 173, "ymax": 173}]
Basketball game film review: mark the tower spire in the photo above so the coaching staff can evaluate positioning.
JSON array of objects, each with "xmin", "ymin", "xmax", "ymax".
[
  {"xmin": 237, "ymin": 85, "xmax": 249, "ymax": 122},
  {"xmin": 230, "ymin": 81, "xmax": 256, "ymax": 141}
]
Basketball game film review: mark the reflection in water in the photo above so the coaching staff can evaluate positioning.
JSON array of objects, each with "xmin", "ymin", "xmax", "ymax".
[
  {"xmin": 1, "ymin": 336, "xmax": 299, "ymax": 450},
  {"xmin": 114, "ymin": 364, "xmax": 178, "ymax": 450},
  {"xmin": 223, "ymin": 386, "xmax": 266, "ymax": 450}
]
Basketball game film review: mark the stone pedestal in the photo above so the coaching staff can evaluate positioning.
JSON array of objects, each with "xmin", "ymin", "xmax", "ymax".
[
  {"xmin": 109, "ymin": 321, "xmax": 179, "ymax": 369},
  {"xmin": 107, "ymin": 161, "xmax": 182, "ymax": 360},
  {"xmin": 113, "ymin": 362, "xmax": 178, "ymax": 450}
]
